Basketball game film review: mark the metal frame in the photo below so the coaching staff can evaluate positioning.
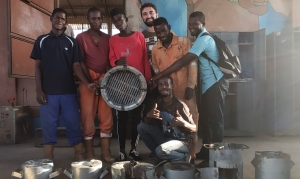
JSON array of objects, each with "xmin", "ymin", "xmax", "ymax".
[{"xmin": 100, "ymin": 66, "xmax": 147, "ymax": 111}]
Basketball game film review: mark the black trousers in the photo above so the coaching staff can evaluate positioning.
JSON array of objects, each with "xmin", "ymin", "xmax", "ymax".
[
  {"xmin": 116, "ymin": 105, "xmax": 143, "ymax": 150},
  {"xmin": 199, "ymin": 77, "xmax": 228, "ymax": 158}
]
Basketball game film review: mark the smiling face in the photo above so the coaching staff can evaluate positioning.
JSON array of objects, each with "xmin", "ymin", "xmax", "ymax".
[
  {"xmin": 157, "ymin": 77, "xmax": 173, "ymax": 97},
  {"xmin": 154, "ymin": 23, "xmax": 171, "ymax": 43},
  {"xmin": 188, "ymin": 16, "xmax": 204, "ymax": 37},
  {"xmin": 141, "ymin": 7, "xmax": 158, "ymax": 27},
  {"xmin": 112, "ymin": 14, "xmax": 127, "ymax": 31},
  {"xmin": 88, "ymin": 11, "xmax": 102, "ymax": 31},
  {"xmin": 51, "ymin": 12, "xmax": 67, "ymax": 31}
]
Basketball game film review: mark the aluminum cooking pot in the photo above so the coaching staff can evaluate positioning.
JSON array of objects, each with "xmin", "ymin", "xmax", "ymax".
[
  {"xmin": 64, "ymin": 159, "xmax": 107, "ymax": 179},
  {"xmin": 111, "ymin": 161, "xmax": 156, "ymax": 179},
  {"xmin": 11, "ymin": 159, "xmax": 61, "ymax": 179},
  {"xmin": 162, "ymin": 162, "xmax": 195, "ymax": 179}
]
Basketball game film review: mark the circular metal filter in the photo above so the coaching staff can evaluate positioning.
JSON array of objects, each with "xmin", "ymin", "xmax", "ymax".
[{"xmin": 100, "ymin": 66, "xmax": 147, "ymax": 111}]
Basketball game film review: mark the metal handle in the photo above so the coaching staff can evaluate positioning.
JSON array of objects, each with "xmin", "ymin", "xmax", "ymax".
[
  {"xmin": 11, "ymin": 168, "xmax": 22, "ymax": 178},
  {"xmin": 204, "ymin": 143, "xmax": 223, "ymax": 150},
  {"xmin": 49, "ymin": 168, "xmax": 62, "ymax": 178},
  {"xmin": 100, "ymin": 167, "xmax": 108, "ymax": 179},
  {"xmin": 63, "ymin": 168, "xmax": 73, "ymax": 179}
]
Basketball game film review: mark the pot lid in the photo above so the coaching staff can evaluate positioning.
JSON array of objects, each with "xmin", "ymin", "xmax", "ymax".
[
  {"xmin": 21, "ymin": 159, "xmax": 53, "ymax": 168},
  {"xmin": 71, "ymin": 159, "xmax": 102, "ymax": 169}
]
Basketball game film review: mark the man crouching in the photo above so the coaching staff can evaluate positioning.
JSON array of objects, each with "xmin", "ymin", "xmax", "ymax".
[{"xmin": 138, "ymin": 76, "xmax": 196, "ymax": 163}]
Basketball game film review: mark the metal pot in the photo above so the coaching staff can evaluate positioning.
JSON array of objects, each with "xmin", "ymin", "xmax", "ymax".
[
  {"xmin": 11, "ymin": 159, "xmax": 61, "ymax": 179},
  {"xmin": 64, "ymin": 159, "xmax": 107, "ymax": 179},
  {"xmin": 251, "ymin": 151, "xmax": 294, "ymax": 179},
  {"xmin": 204, "ymin": 142, "xmax": 249, "ymax": 179},
  {"xmin": 162, "ymin": 162, "xmax": 195, "ymax": 179},
  {"xmin": 111, "ymin": 161, "xmax": 156, "ymax": 179}
]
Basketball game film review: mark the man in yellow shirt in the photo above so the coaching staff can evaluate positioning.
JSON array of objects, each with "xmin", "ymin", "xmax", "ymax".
[{"xmin": 151, "ymin": 17, "xmax": 198, "ymax": 160}]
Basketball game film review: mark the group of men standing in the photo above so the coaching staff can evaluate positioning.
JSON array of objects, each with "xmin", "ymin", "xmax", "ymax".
[{"xmin": 30, "ymin": 2, "xmax": 228, "ymax": 167}]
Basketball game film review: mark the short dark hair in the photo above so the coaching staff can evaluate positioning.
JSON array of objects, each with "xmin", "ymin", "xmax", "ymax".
[
  {"xmin": 159, "ymin": 76, "xmax": 173, "ymax": 85},
  {"xmin": 52, "ymin": 8, "xmax": 68, "ymax": 19},
  {"xmin": 110, "ymin": 7, "xmax": 126, "ymax": 18},
  {"xmin": 189, "ymin": 11, "xmax": 205, "ymax": 26},
  {"xmin": 140, "ymin": 3, "xmax": 157, "ymax": 16},
  {"xmin": 87, "ymin": 7, "xmax": 102, "ymax": 18},
  {"xmin": 153, "ymin": 17, "xmax": 169, "ymax": 27}
]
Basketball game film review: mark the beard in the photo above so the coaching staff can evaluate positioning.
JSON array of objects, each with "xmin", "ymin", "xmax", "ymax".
[{"xmin": 143, "ymin": 17, "xmax": 155, "ymax": 27}]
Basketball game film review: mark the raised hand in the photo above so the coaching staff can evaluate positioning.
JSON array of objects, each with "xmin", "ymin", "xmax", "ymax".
[
  {"xmin": 146, "ymin": 103, "xmax": 162, "ymax": 120},
  {"xmin": 172, "ymin": 110, "xmax": 185, "ymax": 127}
]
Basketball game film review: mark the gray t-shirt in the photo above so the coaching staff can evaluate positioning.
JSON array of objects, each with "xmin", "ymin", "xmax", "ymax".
[{"xmin": 142, "ymin": 30, "xmax": 158, "ymax": 67}]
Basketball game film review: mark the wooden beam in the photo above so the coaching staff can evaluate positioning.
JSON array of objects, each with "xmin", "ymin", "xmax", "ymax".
[{"xmin": 67, "ymin": 17, "xmax": 110, "ymax": 24}]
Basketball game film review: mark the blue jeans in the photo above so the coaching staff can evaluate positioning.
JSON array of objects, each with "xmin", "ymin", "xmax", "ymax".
[
  {"xmin": 137, "ymin": 122, "xmax": 189, "ymax": 161},
  {"xmin": 40, "ymin": 94, "xmax": 84, "ymax": 146}
]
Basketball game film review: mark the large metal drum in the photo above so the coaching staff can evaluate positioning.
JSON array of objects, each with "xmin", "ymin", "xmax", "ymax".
[
  {"xmin": 251, "ymin": 151, "xmax": 294, "ymax": 179},
  {"xmin": 100, "ymin": 66, "xmax": 147, "ymax": 111}
]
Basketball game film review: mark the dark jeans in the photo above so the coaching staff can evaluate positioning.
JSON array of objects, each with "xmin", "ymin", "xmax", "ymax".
[
  {"xmin": 199, "ymin": 77, "xmax": 228, "ymax": 159},
  {"xmin": 116, "ymin": 105, "xmax": 143, "ymax": 150}
]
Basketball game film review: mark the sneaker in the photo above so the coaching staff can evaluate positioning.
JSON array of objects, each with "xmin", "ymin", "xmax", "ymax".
[
  {"xmin": 119, "ymin": 151, "xmax": 127, "ymax": 161},
  {"xmin": 129, "ymin": 149, "xmax": 143, "ymax": 161}
]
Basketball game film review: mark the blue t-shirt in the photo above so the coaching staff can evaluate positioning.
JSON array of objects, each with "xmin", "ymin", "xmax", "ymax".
[
  {"xmin": 188, "ymin": 28, "xmax": 223, "ymax": 94},
  {"xmin": 30, "ymin": 31, "xmax": 83, "ymax": 95}
]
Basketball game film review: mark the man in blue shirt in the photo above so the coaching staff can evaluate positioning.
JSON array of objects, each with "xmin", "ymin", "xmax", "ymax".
[
  {"xmin": 151, "ymin": 11, "xmax": 229, "ymax": 167},
  {"xmin": 30, "ymin": 8, "xmax": 97, "ymax": 161}
]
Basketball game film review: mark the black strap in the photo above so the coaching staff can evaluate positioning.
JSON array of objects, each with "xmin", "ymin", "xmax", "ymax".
[
  {"xmin": 199, "ymin": 33, "xmax": 218, "ymax": 67},
  {"xmin": 199, "ymin": 32, "xmax": 219, "ymax": 81}
]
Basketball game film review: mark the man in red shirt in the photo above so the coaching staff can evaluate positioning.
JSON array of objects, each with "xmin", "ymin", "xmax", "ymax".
[
  {"xmin": 76, "ymin": 7, "xmax": 115, "ymax": 163},
  {"xmin": 109, "ymin": 7, "xmax": 152, "ymax": 161}
]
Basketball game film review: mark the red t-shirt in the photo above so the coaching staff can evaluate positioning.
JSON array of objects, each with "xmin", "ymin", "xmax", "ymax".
[
  {"xmin": 109, "ymin": 31, "xmax": 151, "ymax": 82},
  {"xmin": 76, "ymin": 31, "xmax": 111, "ymax": 74}
]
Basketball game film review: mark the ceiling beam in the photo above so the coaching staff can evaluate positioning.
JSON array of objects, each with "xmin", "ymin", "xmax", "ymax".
[
  {"xmin": 60, "ymin": 5, "xmax": 119, "ymax": 9},
  {"xmin": 67, "ymin": 17, "xmax": 111, "ymax": 24}
]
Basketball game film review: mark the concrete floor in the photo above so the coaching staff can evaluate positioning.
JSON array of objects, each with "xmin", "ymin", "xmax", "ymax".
[{"xmin": 1, "ymin": 135, "xmax": 300, "ymax": 179}]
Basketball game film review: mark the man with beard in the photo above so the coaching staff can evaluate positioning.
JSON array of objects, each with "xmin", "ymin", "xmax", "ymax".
[
  {"xmin": 151, "ymin": 17, "xmax": 198, "ymax": 160},
  {"xmin": 150, "ymin": 12, "xmax": 229, "ymax": 167},
  {"xmin": 140, "ymin": 3, "xmax": 159, "ymax": 70},
  {"xmin": 76, "ymin": 7, "xmax": 115, "ymax": 163},
  {"xmin": 30, "ymin": 8, "xmax": 97, "ymax": 161},
  {"xmin": 109, "ymin": 7, "xmax": 152, "ymax": 161},
  {"xmin": 138, "ymin": 76, "xmax": 196, "ymax": 162}
]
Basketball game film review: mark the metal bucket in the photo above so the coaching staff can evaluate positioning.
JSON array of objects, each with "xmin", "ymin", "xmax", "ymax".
[
  {"xmin": 205, "ymin": 143, "xmax": 249, "ymax": 179},
  {"xmin": 111, "ymin": 161, "xmax": 155, "ymax": 179},
  {"xmin": 11, "ymin": 159, "xmax": 61, "ymax": 179},
  {"xmin": 162, "ymin": 162, "xmax": 195, "ymax": 179},
  {"xmin": 64, "ymin": 159, "xmax": 107, "ymax": 179},
  {"xmin": 251, "ymin": 151, "xmax": 294, "ymax": 179},
  {"xmin": 100, "ymin": 65, "xmax": 147, "ymax": 111}
]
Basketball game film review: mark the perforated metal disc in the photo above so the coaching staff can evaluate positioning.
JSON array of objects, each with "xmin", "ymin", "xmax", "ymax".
[{"xmin": 100, "ymin": 66, "xmax": 147, "ymax": 111}]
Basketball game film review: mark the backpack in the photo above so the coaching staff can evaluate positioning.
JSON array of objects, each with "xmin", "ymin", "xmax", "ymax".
[{"xmin": 200, "ymin": 32, "xmax": 242, "ymax": 79}]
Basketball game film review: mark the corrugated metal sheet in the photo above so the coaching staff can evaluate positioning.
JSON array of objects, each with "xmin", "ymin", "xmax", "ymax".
[{"xmin": 60, "ymin": 0, "xmax": 125, "ymax": 18}]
